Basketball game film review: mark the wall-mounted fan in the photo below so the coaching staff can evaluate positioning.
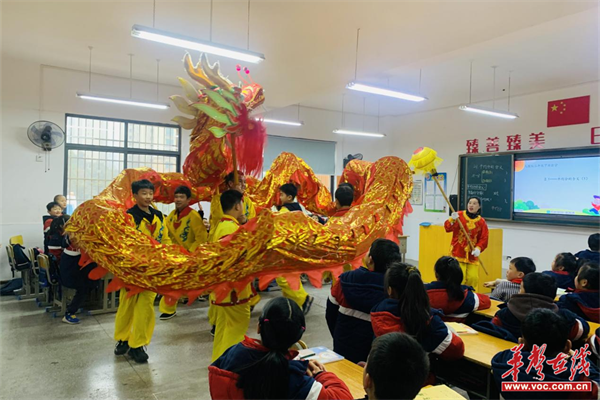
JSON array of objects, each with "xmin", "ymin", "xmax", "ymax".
[
  {"xmin": 27, "ymin": 121, "xmax": 65, "ymax": 172},
  {"xmin": 343, "ymin": 153, "xmax": 363, "ymax": 168}
]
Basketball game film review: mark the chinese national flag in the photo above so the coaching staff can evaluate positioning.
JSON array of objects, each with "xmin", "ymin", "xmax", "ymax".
[{"xmin": 547, "ymin": 95, "xmax": 590, "ymax": 127}]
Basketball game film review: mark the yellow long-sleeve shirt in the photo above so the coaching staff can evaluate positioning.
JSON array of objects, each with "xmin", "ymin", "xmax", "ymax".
[
  {"xmin": 127, "ymin": 205, "xmax": 171, "ymax": 244},
  {"xmin": 165, "ymin": 206, "xmax": 207, "ymax": 252},
  {"xmin": 208, "ymin": 191, "xmax": 255, "ymax": 242}
]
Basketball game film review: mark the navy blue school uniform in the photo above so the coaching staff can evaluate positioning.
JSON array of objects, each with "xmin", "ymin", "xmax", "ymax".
[
  {"xmin": 208, "ymin": 336, "xmax": 352, "ymax": 400},
  {"xmin": 281, "ymin": 202, "xmax": 303, "ymax": 212},
  {"xmin": 59, "ymin": 236, "xmax": 97, "ymax": 314},
  {"xmin": 326, "ymin": 267, "xmax": 386, "ymax": 363},
  {"xmin": 575, "ymin": 249, "xmax": 600, "ymax": 264},
  {"xmin": 542, "ymin": 270, "xmax": 575, "ymax": 290},
  {"xmin": 425, "ymin": 281, "xmax": 492, "ymax": 322},
  {"xmin": 491, "ymin": 293, "xmax": 589, "ymax": 343},
  {"xmin": 370, "ymin": 298, "xmax": 464, "ymax": 360},
  {"xmin": 557, "ymin": 289, "xmax": 600, "ymax": 323},
  {"xmin": 492, "ymin": 348, "xmax": 599, "ymax": 400}
]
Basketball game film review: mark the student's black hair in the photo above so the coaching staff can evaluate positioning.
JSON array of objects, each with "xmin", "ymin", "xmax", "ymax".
[
  {"xmin": 434, "ymin": 256, "xmax": 465, "ymax": 302},
  {"xmin": 366, "ymin": 332, "xmax": 430, "ymax": 400},
  {"xmin": 522, "ymin": 273, "xmax": 557, "ymax": 299},
  {"xmin": 338, "ymin": 182, "xmax": 354, "ymax": 191},
  {"xmin": 466, "ymin": 196, "xmax": 482, "ymax": 216},
  {"xmin": 174, "ymin": 185, "xmax": 192, "ymax": 198},
  {"xmin": 511, "ymin": 256, "xmax": 536, "ymax": 275},
  {"xmin": 220, "ymin": 189, "xmax": 243, "ymax": 213},
  {"xmin": 335, "ymin": 185, "xmax": 354, "ymax": 207},
  {"xmin": 577, "ymin": 262, "xmax": 599, "ymax": 290},
  {"xmin": 46, "ymin": 201, "xmax": 60, "ymax": 212},
  {"xmin": 131, "ymin": 179, "xmax": 155, "ymax": 194},
  {"xmin": 384, "ymin": 262, "xmax": 431, "ymax": 340},
  {"xmin": 225, "ymin": 170, "xmax": 244, "ymax": 185},
  {"xmin": 554, "ymin": 252, "xmax": 578, "ymax": 275},
  {"xmin": 279, "ymin": 183, "xmax": 298, "ymax": 200},
  {"xmin": 235, "ymin": 297, "xmax": 305, "ymax": 399},
  {"xmin": 49, "ymin": 215, "xmax": 71, "ymax": 236},
  {"xmin": 53, "ymin": 194, "xmax": 65, "ymax": 202},
  {"xmin": 522, "ymin": 309, "xmax": 569, "ymax": 357},
  {"xmin": 588, "ymin": 233, "xmax": 600, "ymax": 252},
  {"xmin": 369, "ymin": 239, "xmax": 401, "ymax": 273}
]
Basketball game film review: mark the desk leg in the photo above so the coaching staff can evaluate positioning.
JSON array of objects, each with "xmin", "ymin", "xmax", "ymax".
[{"xmin": 486, "ymin": 370, "xmax": 491, "ymax": 400}]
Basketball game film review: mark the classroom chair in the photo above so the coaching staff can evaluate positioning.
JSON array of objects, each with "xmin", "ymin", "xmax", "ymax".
[{"xmin": 37, "ymin": 254, "xmax": 75, "ymax": 317}]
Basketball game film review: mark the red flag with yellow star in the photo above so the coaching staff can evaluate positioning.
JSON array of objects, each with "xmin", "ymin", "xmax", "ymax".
[{"xmin": 547, "ymin": 95, "xmax": 590, "ymax": 127}]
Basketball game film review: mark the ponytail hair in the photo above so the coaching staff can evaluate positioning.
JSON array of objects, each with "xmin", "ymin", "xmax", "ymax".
[
  {"xmin": 235, "ymin": 297, "xmax": 306, "ymax": 399},
  {"xmin": 434, "ymin": 256, "xmax": 465, "ymax": 301},
  {"xmin": 385, "ymin": 262, "xmax": 431, "ymax": 340}
]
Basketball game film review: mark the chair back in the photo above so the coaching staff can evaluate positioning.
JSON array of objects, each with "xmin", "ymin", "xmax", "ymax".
[
  {"xmin": 9, "ymin": 235, "xmax": 24, "ymax": 246},
  {"xmin": 37, "ymin": 254, "xmax": 50, "ymax": 272}
]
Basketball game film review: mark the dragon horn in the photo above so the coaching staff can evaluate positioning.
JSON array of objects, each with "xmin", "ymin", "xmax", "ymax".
[
  {"xmin": 244, "ymin": 67, "xmax": 255, "ymax": 85},
  {"xmin": 183, "ymin": 52, "xmax": 211, "ymax": 89},
  {"xmin": 236, "ymin": 65, "xmax": 248, "ymax": 86},
  {"xmin": 200, "ymin": 53, "xmax": 233, "ymax": 89}
]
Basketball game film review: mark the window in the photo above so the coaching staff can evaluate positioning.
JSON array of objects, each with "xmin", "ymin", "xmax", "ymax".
[{"xmin": 64, "ymin": 115, "xmax": 181, "ymax": 214}]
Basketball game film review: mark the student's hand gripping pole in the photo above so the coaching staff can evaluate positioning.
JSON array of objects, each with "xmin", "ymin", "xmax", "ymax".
[{"xmin": 432, "ymin": 173, "xmax": 488, "ymax": 275}]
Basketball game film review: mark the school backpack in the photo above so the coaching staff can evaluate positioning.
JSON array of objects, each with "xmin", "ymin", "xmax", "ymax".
[
  {"xmin": 0, "ymin": 278, "xmax": 23, "ymax": 296},
  {"xmin": 11, "ymin": 244, "xmax": 32, "ymax": 272}
]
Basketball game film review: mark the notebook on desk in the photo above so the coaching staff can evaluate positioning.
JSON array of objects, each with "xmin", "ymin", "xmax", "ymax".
[
  {"xmin": 296, "ymin": 347, "xmax": 344, "ymax": 364},
  {"xmin": 446, "ymin": 322, "xmax": 479, "ymax": 335}
]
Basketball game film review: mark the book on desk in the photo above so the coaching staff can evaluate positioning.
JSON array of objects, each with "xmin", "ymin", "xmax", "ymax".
[{"xmin": 296, "ymin": 347, "xmax": 344, "ymax": 364}]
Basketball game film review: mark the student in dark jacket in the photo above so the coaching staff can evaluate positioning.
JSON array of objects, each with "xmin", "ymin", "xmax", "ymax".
[
  {"xmin": 575, "ymin": 233, "xmax": 600, "ymax": 264},
  {"xmin": 278, "ymin": 183, "xmax": 303, "ymax": 213},
  {"xmin": 542, "ymin": 252, "xmax": 577, "ymax": 290},
  {"xmin": 425, "ymin": 256, "xmax": 491, "ymax": 322},
  {"xmin": 359, "ymin": 332, "xmax": 430, "ymax": 400},
  {"xmin": 557, "ymin": 261, "xmax": 599, "ymax": 323},
  {"xmin": 326, "ymin": 239, "xmax": 401, "ymax": 363},
  {"xmin": 371, "ymin": 262, "xmax": 465, "ymax": 361},
  {"xmin": 492, "ymin": 309, "xmax": 599, "ymax": 400},
  {"xmin": 43, "ymin": 201, "xmax": 63, "ymax": 256},
  {"xmin": 491, "ymin": 273, "xmax": 589, "ymax": 343},
  {"xmin": 209, "ymin": 297, "xmax": 352, "ymax": 400}
]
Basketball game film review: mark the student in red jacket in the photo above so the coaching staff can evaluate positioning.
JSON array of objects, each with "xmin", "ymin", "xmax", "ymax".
[
  {"xmin": 209, "ymin": 297, "xmax": 352, "ymax": 400},
  {"xmin": 557, "ymin": 261, "xmax": 599, "ymax": 323},
  {"xmin": 371, "ymin": 262, "xmax": 465, "ymax": 361},
  {"xmin": 425, "ymin": 256, "xmax": 491, "ymax": 322}
]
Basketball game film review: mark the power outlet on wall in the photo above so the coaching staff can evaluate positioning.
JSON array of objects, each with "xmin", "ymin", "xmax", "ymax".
[{"xmin": 35, "ymin": 155, "xmax": 44, "ymax": 162}]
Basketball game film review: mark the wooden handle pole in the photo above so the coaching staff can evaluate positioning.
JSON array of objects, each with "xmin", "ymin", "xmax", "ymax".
[
  {"xmin": 229, "ymin": 134, "xmax": 239, "ymax": 186},
  {"xmin": 432, "ymin": 175, "xmax": 488, "ymax": 275}
]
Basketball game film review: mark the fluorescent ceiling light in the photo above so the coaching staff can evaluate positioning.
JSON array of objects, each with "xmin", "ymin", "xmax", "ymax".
[
  {"xmin": 131, "ymin": 24, "xmax": 265, "ymax": 64},
  {"xmin": 346, "ymin": 82, "xmax": 427, "ymax": 102},
  {"xmin": 334, "ymin": 129, "xmax": 385, "ymax": 138},
  {"xmin": 459, "ymin": 104, "xmax": 518, "ymax": 119},
  {"xmin": 262, "ymin": 118, "xmax": 303, "ymax": 127},
  {"xmin": 77, "ymin": 93, "xmax": 169, "ymax": 110}
]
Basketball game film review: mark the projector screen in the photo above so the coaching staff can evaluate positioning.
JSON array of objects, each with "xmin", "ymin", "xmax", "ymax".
[{"xmin": 514, "ymin": 156, "xmax": 600, "ymax": 217}]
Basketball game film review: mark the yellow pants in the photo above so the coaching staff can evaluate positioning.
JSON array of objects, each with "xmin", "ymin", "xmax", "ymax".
[
  {"xmin": 158, "ymin": 297, "xmax": 177, "ymax": 314},
  {"xmin": 210, "ymin": 303, "xmax": 251, "ymax": 362},
  {"xmin": 459, "ymin": 262, "xmax": 479, "ymax": 289},
  {"xmin": 276, "ymin": 277, "xmax": 308, "ymax": 308},
  {"xmin": 114, "ymin": 289, "xmax": 157, "ymax": 348}
]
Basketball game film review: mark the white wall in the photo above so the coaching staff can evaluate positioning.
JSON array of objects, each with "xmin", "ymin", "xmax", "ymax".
[
  {"xmin": 0, "ymin": 58, "xmax": 396, "ymax": 281},
  {"xmin": 390, "ymin": 81, "xmax": 600, "ymax": 273}
]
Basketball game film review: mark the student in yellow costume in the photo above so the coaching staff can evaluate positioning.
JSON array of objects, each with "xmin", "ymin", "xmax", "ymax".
[
  {"xmin": 158, "ymin": 185, "xmax": 208, "ymax": 320},
  {"xmin": 209, "ymin": 190, "xmax": 260, "ymax": 361},
  {"xmin": 208, "ymin": 171, "xmax": 255, "ymax": 242},
  {"xmin": 114, "ymin": 179, "xmax": 171, "ymax": 364},
  {"xmin": 275, "ymin": 183, "xmax": 314, "ymax": 314}
]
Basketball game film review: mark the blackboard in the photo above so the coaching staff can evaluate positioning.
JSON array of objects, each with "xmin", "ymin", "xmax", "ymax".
[{"xmin": 459, "ymin": 154, "xmax": 513, "ymax": 220}]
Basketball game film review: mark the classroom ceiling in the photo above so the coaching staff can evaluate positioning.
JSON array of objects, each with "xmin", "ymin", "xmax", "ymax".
[{"xmin": 2, "ymin": 1, "xmax": 598, "ymax": 117}]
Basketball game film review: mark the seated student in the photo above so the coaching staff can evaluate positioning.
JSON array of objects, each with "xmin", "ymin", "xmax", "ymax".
[
  {"xmin": 484, "ymin": 257, "xmax": 536, "ymax": 302},
  {"xmin": 326, "ymin": 239, "xmax": 401, "ymax": 363},
  {"xmin": 542, "ymin": 252, "xmax": 577, "ymax": 290},
  {"xmin": 209, "ymin": 190, "xmax": 260, "ymax": 362},
  {"xmin": 425, "ymin": 256, "xmax": 491, "ymax": 322},
  {"xmin": 275, "ymin": 183, "xmax": 314, "ymax": 314},
  {"xmin": 491, "ymin": 273, "xmax": 589, "ymax": 343},
  {"xmin": 209, "ymin": 297, "xmax": 352, "ymax": 400},
  {"xmin": 575, "ymin": 233, "xmax": 599, "ymax": 264},
  {"xmin": 492, "ymin": 309, "xmax": 599, "ymax": 400},
  {"xmin": 557, "ymin": 261, "xmax": 599, "ymax": 323},
  {"xmin": 43, "ymin": 201, "xmax": 63, "ymax": 254},
  {"xmin": 60, "ymin": 230, "xmax": 97, "ymax": 325},
  {"xmin": 371, "ymin": 262, "xmax": 465, "ymax": 361},
  {"xmin": 329, "ymin": 185, "xmax": 354, "ymax": 220},
  {"xmin": 47, "ymin": 215, "xmax": 68, "ymax": 264},
  {"xmin": 159, "ymin": 185, "xmax": 208, "ymax": 320},
  {"xmin": 361, "ymin": 332, "xmax": 430, "ymax": 400}
]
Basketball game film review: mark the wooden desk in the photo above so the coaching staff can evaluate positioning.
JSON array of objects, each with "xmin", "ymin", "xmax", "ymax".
[
  {"xmin": 326, "ymin": 359, "xmax": 463, "ymax": 400},
  {"xmin": 589, "ymin": 321, "xmax": 599, "ymax": 333},
  {"xmin": 474, "ymin": 299, "xmax": 501, "ymax": 318},
  {"xmin": 326, "ymin": 360, "xmax": 365, "ymax": 399},
  {"xmin": 461, "ymin": 332, "xmax": 515, "ymax": 368}
]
